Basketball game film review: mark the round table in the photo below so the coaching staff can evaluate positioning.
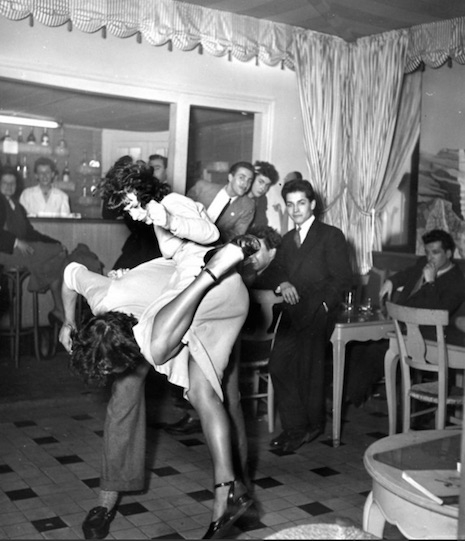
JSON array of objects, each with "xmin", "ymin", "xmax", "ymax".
[{"xmin": 363, "ymin": 430, "xmax": 460, "ymax": 539}]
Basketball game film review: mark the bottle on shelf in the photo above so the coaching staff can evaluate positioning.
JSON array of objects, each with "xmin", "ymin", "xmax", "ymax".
[
  {"xmin": 78, "ymin": 150, "xmax": 91, "ymax": 175},
  {"xmin": 17, "ymin": 127, "xmax": 24, "ymax": 144},
  {"xmin": 21, "ymin": 156, "xmax": 28, "ymax": 181},
  {"xmin": 1, "ymin": 129, "xmax": 12, "ymax": 142},
  {"xmin": 89, "ymin": 153, "xmax": 101, "ymax": 170},
  {"xmin": 15, "ymin": 155, "xmax": 21, "ymax": 175},
  {"xmin": 62, "ymin": 161, "xmax": 71, "ymax": 183},
  {"xmin": 1, "ymin": 129, "xmax": 16, "ymax": 154},
  {"xmin": 27, "ymin": 128, "xmax": 36, "ymax": 144},
  {"xmin": 54, "ymin": 128, "xmax": 69, "ymax": 157},
  {"xmin": 40, "ymin": 128, "xmax": 50, "ymax": 146}
]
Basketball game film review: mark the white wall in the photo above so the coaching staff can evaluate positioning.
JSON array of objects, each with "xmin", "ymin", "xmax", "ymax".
[
  {"xmin": 0, "ymin": 16, "xmax": 307, "ymax": 231},
  {"xmin": 421, "ymin": 63, "xmax": 465, "ymax": 154}
]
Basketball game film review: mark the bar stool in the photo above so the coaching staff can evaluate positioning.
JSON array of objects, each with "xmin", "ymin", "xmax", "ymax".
[{"xmin": 0, "ymin": 267, "xmax": 41, "ymax": 367}]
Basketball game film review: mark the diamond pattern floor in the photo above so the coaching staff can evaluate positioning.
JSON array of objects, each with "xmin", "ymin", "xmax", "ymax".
[{"xmin": 0, "ymin": 348, "xmax": 408, "ymax": 540}]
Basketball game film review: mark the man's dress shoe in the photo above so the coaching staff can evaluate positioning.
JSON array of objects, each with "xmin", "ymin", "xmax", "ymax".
[
  {"xmin": 269, "ymin": 430, "xmax": 291, "ymax": 449},
  {"xmin": 281, "ymin": 428, "xmax": 323, "ymax": 453},
  {"xmin": 164, "ymin": 413, "xmax": 202, "ymax": 435},
  {"xmin": 82, "ymin": 506, "xmax": 116, "ymax": 539}
]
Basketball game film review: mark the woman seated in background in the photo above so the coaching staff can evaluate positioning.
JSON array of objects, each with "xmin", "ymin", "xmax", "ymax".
[
  {"xmin": 0, "ymin": 165, "xmax": 102, "ymax": 324},
  {"xmin": 0, "ymin": 165, "xmax": 68, "ymax": 322},
  {"xmin": 60, "ymin": 160, "xmax": 258, "ymax": 540}
]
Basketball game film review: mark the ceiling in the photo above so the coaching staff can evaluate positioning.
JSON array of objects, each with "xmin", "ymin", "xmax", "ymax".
[
  {"xmin": 2, "ymin": 0, "xmax": 465, "ymax": 132},
  {"xmin": 181, "ymin": 0, "xmax": 465, "ymax": 42}
]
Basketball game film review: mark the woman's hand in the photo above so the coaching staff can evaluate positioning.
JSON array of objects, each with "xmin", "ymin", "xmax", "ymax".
[
  {"xmin": 108, "ymin": 268, "xmax": 130, "ymax": 279},
  {"xmin": 146, "ymin": 200, "xmax": 170, "ymax": 228},
  {"xmin": 59, "ymin": 323, "xmax": 75, "ymax": 354},
  {"xmin": 15, "ymin": 239, "xmax": 34, "ymax": 256},
  {"xmin": 379, "ymin": 279, "xmax": 393, "ymax": 304}
]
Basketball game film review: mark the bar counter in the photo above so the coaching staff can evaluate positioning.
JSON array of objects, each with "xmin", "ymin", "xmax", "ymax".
[
  {"xmin": 14, "ymin": 218, "xmax": 131, "ymax": 327},
  {"xmin": 31, "ymin": 217, "xmax": 130, "ymax": 273}
]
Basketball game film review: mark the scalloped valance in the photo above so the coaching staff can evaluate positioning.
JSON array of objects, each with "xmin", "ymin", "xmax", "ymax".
[
  {"xmin": 0, "ymin": 0, "xmax": 295, "ymax": 69},
  {"xmin": 1, "ymin": 0, "xmax": 465, "ymax": 72},
  {"xmin": 406, "ymin": 16, "xmax": 465, "ymax": 72}
]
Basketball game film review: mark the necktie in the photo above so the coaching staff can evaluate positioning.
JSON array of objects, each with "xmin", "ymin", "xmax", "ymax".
[
  {"xmin": 215, "ymin": 198, "xmax": 231, "ymax": 224},
  {"xmin": 408, "ymin": 275, "xmax": 424, "ymax": 298},
  {"xmin": 294, "ymin": 226, "xmax": 301, "ymax": 249}
]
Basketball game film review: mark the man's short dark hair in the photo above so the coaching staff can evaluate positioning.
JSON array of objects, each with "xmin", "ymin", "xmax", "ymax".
[
  {"xmin": 34, "ymin": 156, "xmax": 57, "ymax": 174},
  {"xmin": 422, "ymin": 229, "xmax": 455, "ymax": 253},
  {"xmin": 282, "ymin": 179, "xmax": 315, "ymax": 203},
  {"xmin": 229, "ymin": 161, "xmax": 255, "ymax": 177},
  {"xmin": 248, "ymin": 225, "xmax": 281, "ymax": 250},
  {"xmin": 253, "ymin": 161, "xmax": 279, "ymax": 185},
  {"xmin": 148, "ymin": 154, "xmax": 168, "ymax": 168}
]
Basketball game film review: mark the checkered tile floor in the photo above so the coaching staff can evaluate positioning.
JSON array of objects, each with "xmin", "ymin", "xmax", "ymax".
[{"xmin": 0, "ymin": 351, "xmax": 407, "ymax": 540}]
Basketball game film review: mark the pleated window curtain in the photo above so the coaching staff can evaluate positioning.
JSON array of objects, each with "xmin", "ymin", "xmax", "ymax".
[
  {"xmin": 293, "ymin": 30, "xmax": 349, "ymax": 235},
  {"xmin": 344, "ymin": 32, "xmax": 410, "ymax": 274}
]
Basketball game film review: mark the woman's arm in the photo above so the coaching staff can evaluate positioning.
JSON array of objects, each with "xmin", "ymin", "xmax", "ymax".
[
  {"xmin": 59, "ymin": 278, "xmax": 78, "ymax": 354},
  {"xmin": 160, "ymin": 193, "xmax": 219, "ymax": 245}
]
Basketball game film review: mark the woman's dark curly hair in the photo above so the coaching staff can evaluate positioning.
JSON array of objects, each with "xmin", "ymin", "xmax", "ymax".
[
  {"xmin": 98, "ymin": 159, "xmax": 171, "ymax": 213},
  {"xmin": 70, "ymin": 311, "xmax": 146, "ymax": 386}
]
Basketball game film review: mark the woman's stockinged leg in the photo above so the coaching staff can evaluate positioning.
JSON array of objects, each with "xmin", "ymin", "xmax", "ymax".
[
  {"xmin": 149, "ymin": 244, "xmax": 244, "ymax": 365},
  {"xmin": 186, "ymin": 358, "xmax": 237, "ymax": 522}
]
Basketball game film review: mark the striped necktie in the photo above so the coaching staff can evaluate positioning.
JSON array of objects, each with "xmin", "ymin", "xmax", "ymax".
[{"xmin": 294, "ymin": 226, "xmax": 301, "ymax": 249}]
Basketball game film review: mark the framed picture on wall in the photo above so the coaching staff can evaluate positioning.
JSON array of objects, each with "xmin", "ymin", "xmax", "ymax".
[{"xmin": 416, "ymin": 146, "xmax": 465, "ymax": 259}]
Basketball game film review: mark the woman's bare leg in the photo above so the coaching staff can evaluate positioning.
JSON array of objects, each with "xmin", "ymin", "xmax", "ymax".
[
  {"xmin": 149, "ymin": 244, "xmax": 244, "ymax": 364},
  {"xmin": 223, "ymin": 348, "xmax": 251, "ymax": 490},
  {"xmin": 186, "ymin": 357, "xmax": 247, "ymax": 522}
]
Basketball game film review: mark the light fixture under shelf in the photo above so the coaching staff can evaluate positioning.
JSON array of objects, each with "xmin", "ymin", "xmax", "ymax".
[{"xmin": 0, "ymin": 114, "xmax": 60, "ymax": 129}]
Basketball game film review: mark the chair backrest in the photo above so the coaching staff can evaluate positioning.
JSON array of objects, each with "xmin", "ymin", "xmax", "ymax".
[
  {"xmin": 386, "ymin": 301, "xmax": 449, "ymax": 412},
  {"xmin": 241, "ymin": 289, "xmax": 284, "ymax": 346},
  {"xmin": 386, "ymin": 301, "xmax": 448, "ymax": 370}
]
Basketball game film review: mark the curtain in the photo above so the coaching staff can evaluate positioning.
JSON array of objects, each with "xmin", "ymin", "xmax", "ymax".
[
  {"xmin": 345, "ymin": 31, "xmax": 409, "ymax": 274},
  {"xmin": 377, "ymin": 71, "xmax": 421, "ymax": 214},
  {"xmin": 293, "ymin": 29, "xmax": 349, "ymax": 233}
]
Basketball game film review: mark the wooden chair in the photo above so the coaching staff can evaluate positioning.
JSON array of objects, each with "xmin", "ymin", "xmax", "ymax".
[
  {"xmin": 0, "ymin": 267, "xmax": 42, "ymax": 367},
  {"xmin": 386, "ymin": 301, "xmax": 463, "ymax": 432},
  {"xmin": 237, "ymin": 289, "xmax": 283, "ymax": 433}
]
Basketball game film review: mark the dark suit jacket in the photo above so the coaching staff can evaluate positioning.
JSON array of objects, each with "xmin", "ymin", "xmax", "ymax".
[
  {"xmin": 391, "ymin": 257, "xmax": 465, "ymax": 319},
  {"xmin": 187, "ymin": 180, "xmax": 255, "ymax": 242},
  {"xmin": 0, "ymin": 194, "xmax": 58, "ymax": 254},
  {"xmin": 258, "ymin": 219, "xmax": 352, "ymax": 330}
]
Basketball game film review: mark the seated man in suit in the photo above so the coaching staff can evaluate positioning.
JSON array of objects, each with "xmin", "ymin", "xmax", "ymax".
[
  {"xmin": 187, "ymin": 161, "xmax": 256, "ymax": 242},
  {"xmin": 345, "ymin": 228, "xmax": 465, "ymax": 406}
]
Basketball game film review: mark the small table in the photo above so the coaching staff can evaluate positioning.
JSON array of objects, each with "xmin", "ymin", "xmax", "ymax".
[
  {"xmin": 330, "ymin": 308, "xmax": 394, "ymax": 447},
  {"xmin": 363, "ymin": 429, "xmax": 460, "ymax": 539}
]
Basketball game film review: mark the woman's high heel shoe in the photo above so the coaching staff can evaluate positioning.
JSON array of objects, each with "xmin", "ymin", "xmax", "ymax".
[
  {"xmin": 203, "ymin": 234, "xmax": 261, "ymax": 265},
  {"xmin": 231, "ymin": 234, "xmax": 261, "ymax": 257},
  {"xmin": 202, "ymin": 480, "xmax": 253, "ymax": 539}
]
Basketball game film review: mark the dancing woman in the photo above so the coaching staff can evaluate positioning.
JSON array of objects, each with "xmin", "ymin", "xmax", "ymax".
[{"xmin": 60, "ymin": 161, "xmax": 259, "ymax": 539}]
